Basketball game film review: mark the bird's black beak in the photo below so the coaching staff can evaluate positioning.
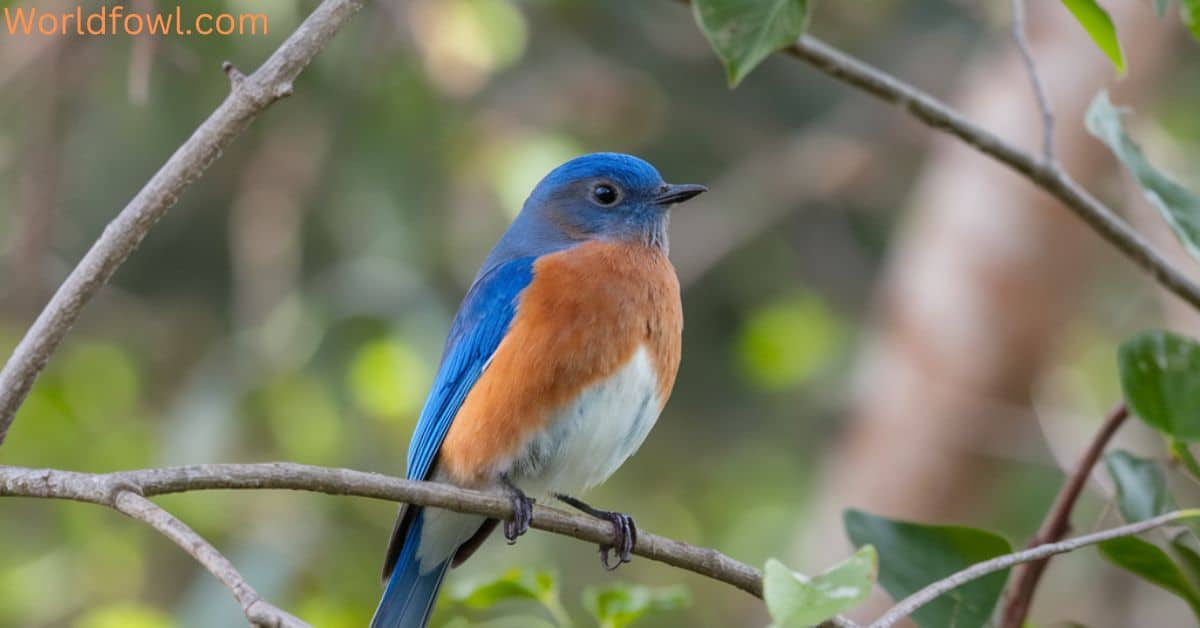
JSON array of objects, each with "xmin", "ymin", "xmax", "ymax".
[{"xmin": 654, "ymin": 183, "xmax": 707, "ymax": 206}]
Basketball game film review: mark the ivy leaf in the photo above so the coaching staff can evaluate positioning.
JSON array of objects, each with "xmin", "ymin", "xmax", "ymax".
[
  {"xmin": 1060, "ymin": 0, "xmax": 1126, "ymax": 72},
  {"xmin": 1105, "ymin": 449, "xmax": 1178, "ymax": 522},
  {"xmin": 764, "ymin": 547, "xmax": 876, "ymax": 627},
  {"xmin": 843, "ymin": 510, "xmax": 1011, "ymax": 628},
  {"xmin": 582, "ymin": 583, "xmax": 690, "ymax": 628},
  {"xmin": 1086, "ymin": 92, "xmax": 1200, "ymax": 266},
  {"xmin": 1099, "ymin": 535, "xmax": 1200, "ymax": 619},
  {"xmin": 1117, "ymin": 330, "xmax": 1200, "ymax": 441},
  {"xmin": 693, "ymin": 0, "xmax": 811, "ymax": 87}
]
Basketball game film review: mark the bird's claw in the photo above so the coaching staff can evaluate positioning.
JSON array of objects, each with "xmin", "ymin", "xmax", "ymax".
[
  {"xmin": 554, "ymin": 493, "xmax": 637, "ymax": 571},
  {"xmin": 504, "ymin": 486, "xmax": 534, "ymax": 544},
  {"xmin": 598, "ymin": 511, "xmax": 637, "ymax": 571}
]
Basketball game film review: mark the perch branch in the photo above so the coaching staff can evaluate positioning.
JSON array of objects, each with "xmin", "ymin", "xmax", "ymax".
[
  {"xmin": 0, "ymin": 0, "xmax": 364, "ymax": 446},
  {"xmin": 999, "ymin": 402, "xmax": 1129, "ymax": 628},
  {"xmin": 0, "ymin": 463, "xmax": 798, "ymax": 615},
  {"xmin": 870, "ymin": 508, "xmax": 1200, "ymax": 628}
]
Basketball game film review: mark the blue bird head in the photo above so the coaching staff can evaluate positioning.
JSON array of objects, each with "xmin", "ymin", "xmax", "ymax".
[{"xmin": 480, "ymin": 153, "xmax": 706, "ymax": 276}]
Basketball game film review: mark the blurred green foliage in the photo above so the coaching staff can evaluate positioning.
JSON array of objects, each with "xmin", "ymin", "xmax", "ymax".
[
  {"xmin": 2, "ymin": 0, "xmax": 1199, "ymax": 626},
  {"xmin": 444, "ymin": 568, "xmax": 687, "ymax": 628}
]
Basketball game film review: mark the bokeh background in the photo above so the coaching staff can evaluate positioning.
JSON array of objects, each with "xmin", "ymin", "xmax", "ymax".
[{"xmin": 2, "ymin": 0, "xmax": 1200, "ymax": 626}]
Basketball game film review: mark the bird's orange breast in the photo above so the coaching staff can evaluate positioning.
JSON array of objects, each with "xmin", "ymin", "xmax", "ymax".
[{"xmin": 437, "ymin": 241, "xmax": 682, "ymax": 485}]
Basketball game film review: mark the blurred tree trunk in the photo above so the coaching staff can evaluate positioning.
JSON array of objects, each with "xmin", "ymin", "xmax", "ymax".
[
  {"xmin": 5, "ymin": 42, "xmax": 66, "ymax": 314},
  {"xmin": 797, "ymin": 2, "xmax": 1174, "ymax": 622}
]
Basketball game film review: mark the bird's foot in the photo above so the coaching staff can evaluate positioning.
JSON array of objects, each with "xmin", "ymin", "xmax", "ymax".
[
  {"xmin": 502, "ymin": 477, "xmax": 534, "ymax": 544},
  {"xmin": 554, "ymin": 494, "xmax": 637, "ymax": 571}
]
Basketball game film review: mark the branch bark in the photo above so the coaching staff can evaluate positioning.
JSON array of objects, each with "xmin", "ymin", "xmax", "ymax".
[
  {"xmin": 999, "ymin": 402, "xmax": 1130, "ymax": 628},
  {"xmin": 0, "ymin": 463, "xmax": 766, "ymax": 599},
  {"xmin": 0, "ymin": 0, "xmax": 364, "ymax": 446}
]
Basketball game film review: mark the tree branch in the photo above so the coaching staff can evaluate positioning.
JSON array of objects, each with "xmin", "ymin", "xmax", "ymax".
[
  {"xmin": 870, "ymin": 508, "xmax": 1200, "ymax": 628},
  {"xmin": 113, "ymin": 491, "xmax": 307, "ymax": 628},
  {"xmin": 1010, "ymin": 0, "xmax": 1056, "ymax": 164},
  {"xmin": 0, "ymin": 0, "xmax": 364, "ymax": 447},
  {"xmin": 0, "ymin": 463, "xmax": 766, "ymax": 600},
  {"xmin": 779, "ymin": 34, "xmax": 1200, "ymax": 311},
  {"xmin": 1000, "ymin": 402, "xmax": 1129, "ymax": 628}
]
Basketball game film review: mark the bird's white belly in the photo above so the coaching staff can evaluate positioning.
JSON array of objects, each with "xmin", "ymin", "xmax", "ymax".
[{"xmin": 514, "ymin": 346, "xmax": 662, "ymax": 497}]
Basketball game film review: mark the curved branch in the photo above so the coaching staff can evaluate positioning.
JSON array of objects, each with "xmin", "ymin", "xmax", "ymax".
[
  {"xmin": 0, "ymin": 0, "xmax": 364, "ymax": 446},
  {"xmin": 781, "ymin": 34, "xmax": 1200, "ymax": 311},
  {"xmin": 870, "ymin": 508, "xmax": 1200, "ymax": 628},
  {"xmin": 0, "ymin": 463, "xmax": 765, "ymax": 599},
  {"xmin": 113, "ymin": 491, "xmax": 307, "ymax": 628},
  {"xmin": 1000, "ymin": 402, "xmax": 1129, "ymax": 628}
]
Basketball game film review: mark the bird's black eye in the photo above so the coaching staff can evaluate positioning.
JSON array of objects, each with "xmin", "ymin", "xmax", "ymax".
[{"xmin": 591, "ymin": 184, "xmax": 619, "ymax": 206}]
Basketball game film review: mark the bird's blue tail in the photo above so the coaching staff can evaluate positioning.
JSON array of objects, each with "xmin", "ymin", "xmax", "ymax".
[{"xmin": 371, "ymin": 510, "xmax": 450, "ymax": 628}]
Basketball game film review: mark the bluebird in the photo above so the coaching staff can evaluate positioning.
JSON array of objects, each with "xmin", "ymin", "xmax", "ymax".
[{"xmin": 370, "ymin": 153, "xmax": 706, "ymax": 627}]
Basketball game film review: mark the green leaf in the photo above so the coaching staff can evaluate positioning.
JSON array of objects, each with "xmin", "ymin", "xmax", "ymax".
[
  {"xmin": 1086, "ymin": 92, "xmax": 1200, "ymax": 265},
  {"xmin": 1105, "ymin": 449, "xmax": 1178, "ymax": 522},
  {"xmin": 1060, "ymin": 0, "xmax": 1126, "ymax": 72},
  {"xmin": 692, "ymin": 0, "xmax": 811, "ymax": 87},
  {"xmin": 1117, "ymin": 330, "xmax": 1200, "ymax": 441},
  {"xmin": 843, "ymin": 510, "xmax": 1011, "ymax": 628},
  {"xmin": 1157, "ymin": 0, "xmax": 1170, "ymax": 18},
  {"xmin": 454, "ymin": 570, "xmax": 543, "ymax": 609},
  {"xmin": 1170, "ymin": 532, "xmax": 1200, "ymax": 590},
  {"xmin": 763, "ymin": 547, "xmax": 876, "ymax": 627},
  {"xmin": 453, "ymin": 569, "xmax": 573, "ymax": 627},
  {"xmin": 1168, "ymin": 438, "xmax": 1200, "ymax": 485},
  {"xmin": 582, "ymin": 583, "xmax": 691, "ymax": 628},
  {"xmin": 1098, "ymin": 535, "xmax": 1200, "ymax": 618},
  {"xmin": 1182, "ymin": 0, "xmax": 1200, "ymax": 40}
]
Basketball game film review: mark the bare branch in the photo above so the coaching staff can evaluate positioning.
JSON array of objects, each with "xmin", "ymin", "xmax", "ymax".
[
  {"xmin": 779, "ymin": 34, "xmax": 1200, "ymax": 312},
  {"xmin": 0, "ymin": 0, "xmax": 364, "ymax": 446},
  {"xmin": 0, "ymin": 463, "xmax": 766, "ymax": 599},
  {"xmin": 113, "ymin": 491, "xmax": 307, "ymax": 628},
  {"xmin": 1010, "ymin": 0, "xmax": 1057, "ymax": 164},
  {"xmin": 870, "ymin": 508, "xmax": 1200, "ymax": 628},
  {"xmin": 1000, "ymin": 402, "xmax": 1129, "ymax": 628}
]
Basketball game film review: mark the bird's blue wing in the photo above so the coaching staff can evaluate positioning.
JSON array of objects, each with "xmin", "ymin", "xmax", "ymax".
[{"xmin": 405, "ymin": 256, "xmax": 536, "ymax": 482}]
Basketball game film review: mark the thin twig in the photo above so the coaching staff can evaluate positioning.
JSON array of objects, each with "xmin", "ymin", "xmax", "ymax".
[
  {"xmin": 1010, "ymin": 0, "xmax": 1056, "ymax": 164},
  {"xmin": 671, "ymin": 1, "xmax": 1200, "ymax": 307},
  {"xmin": 113, "ymin": 491, "xmax": 307, "ymax": 628},
  {"xmin": 999, "ymin": 402, "xmax": 1129, "ymax": 628},
  {"xmin": 870, "ymin": 508, "xmax": 1200, "ymax": 628},
  {"xmin": 0, "ymin": 0, "xmax": 364, "ymax": 447},
  {"xmin": 780, "ymin": 34, "xmax": 1200, "ymax": 312}
]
